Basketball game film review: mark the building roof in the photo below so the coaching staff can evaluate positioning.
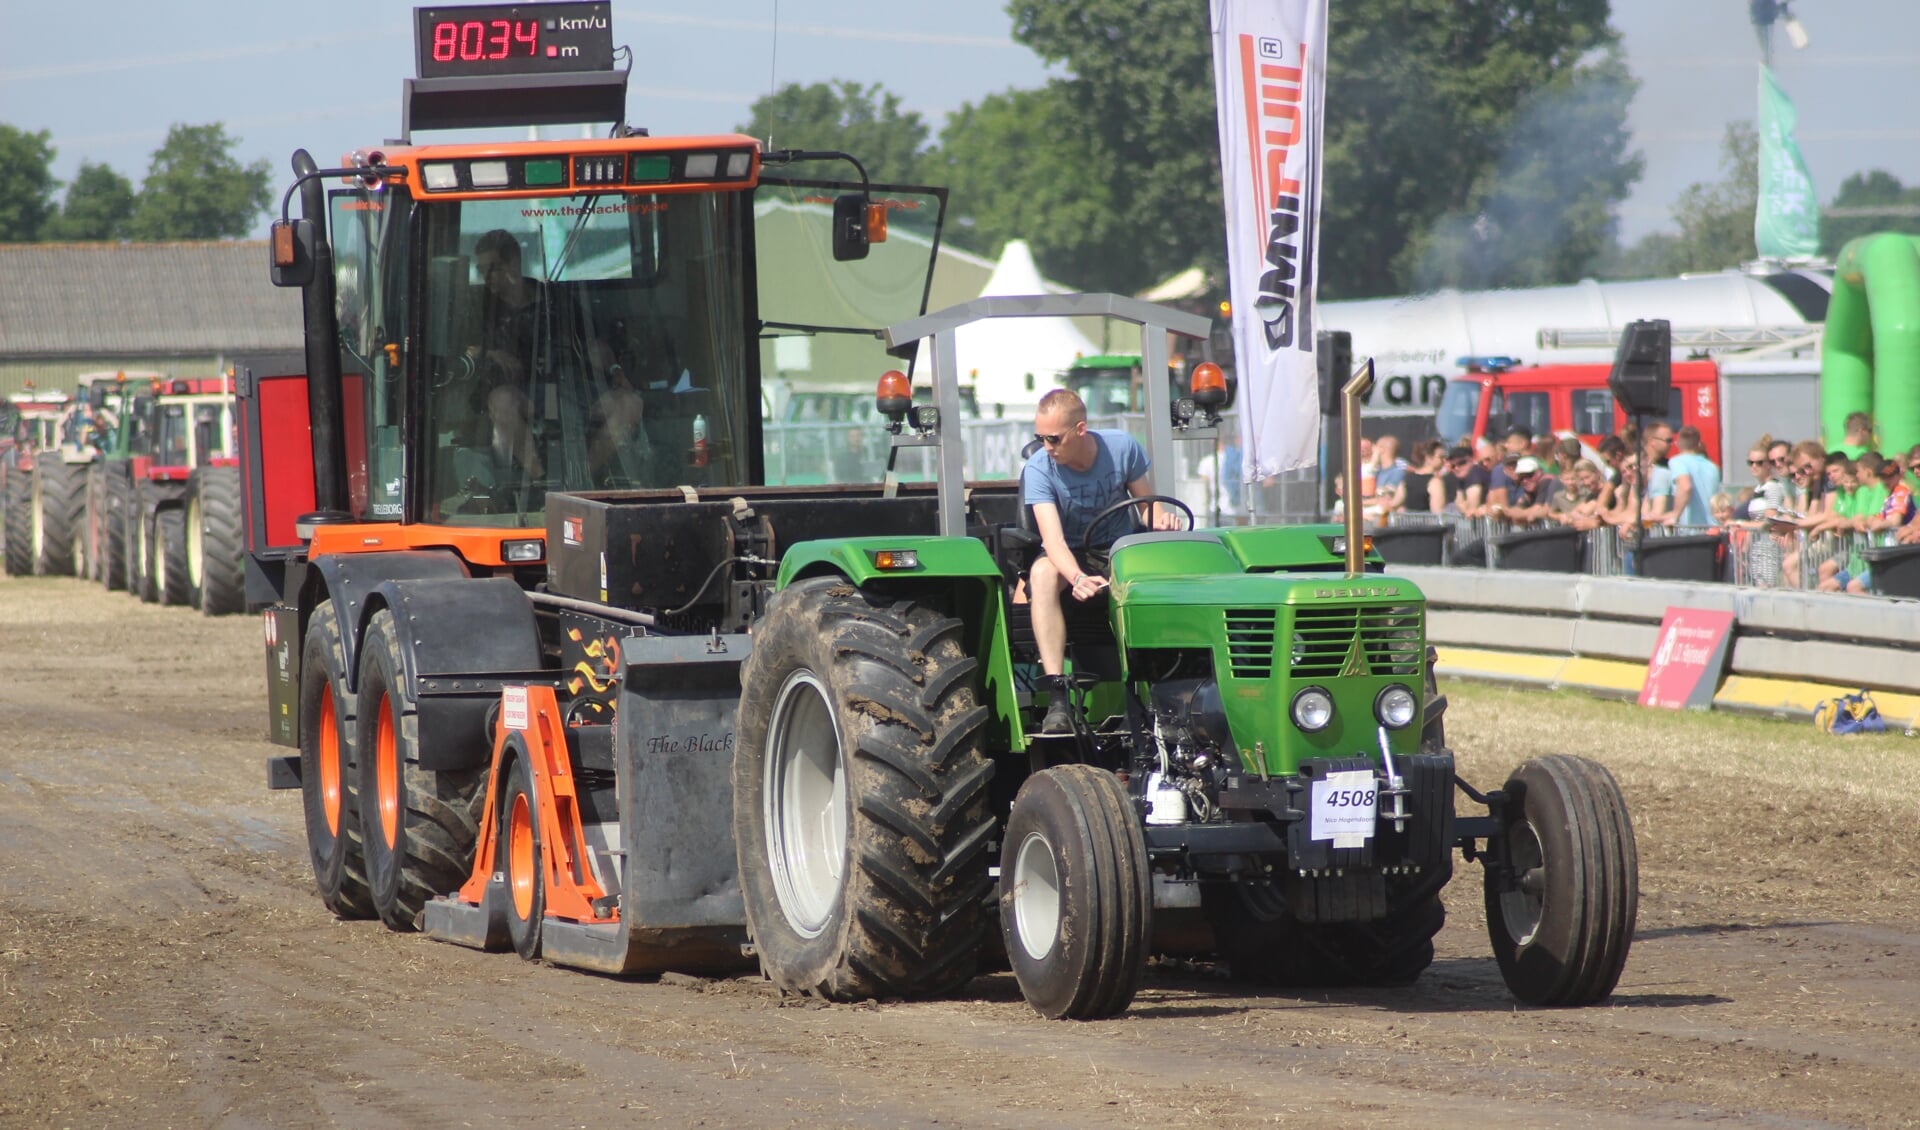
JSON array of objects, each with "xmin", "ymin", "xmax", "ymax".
[{"xmin": 0, "ymin": 241, "xmax": 303, "ymax": 359}]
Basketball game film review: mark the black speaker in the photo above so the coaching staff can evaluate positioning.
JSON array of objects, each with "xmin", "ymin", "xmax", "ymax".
[
  {"xmin": 1316, "ymin": 329, "xmax": 1351, "ymax": 413},
  {"xmin": 1609, "ymin": 319, "xmax": 1671, "ymax": 417}
]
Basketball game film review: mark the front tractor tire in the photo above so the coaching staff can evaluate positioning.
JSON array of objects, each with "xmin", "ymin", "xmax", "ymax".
[
  {"xmin": 999, "ymin": 764, "xmax": 1151, "ymax": 1020},
  {"xmin": 298, "ymin": 600, "xmax": 374, "ymax": 918},
  {"xmin": 99, "ymin": 467, "xmax": 130, "ymax": 591},
  {"xmin": 153, "ymin": 508, "xmax": 190, "ymax": 605},
  {"xmin": 734, "ymin": 579, "xmax": 995, "ymax": 1002},
  {"xmin": 354, "ymin": 608, "xmax": 487, "ymax": 931},
  {"xmin": 187, "ymin": 466, "xmax": 245, "ymax": 614},
  {"xmin": 1485, "ymin": 754, "xmax": 1638, "ymax": 1007},
  {"xmin": 3, "ymin": 469, "xmax": 31, "ymax": 577},
  {"xmin": 31, "ymin": 460, "xmax": 86, "ymax": 576}
]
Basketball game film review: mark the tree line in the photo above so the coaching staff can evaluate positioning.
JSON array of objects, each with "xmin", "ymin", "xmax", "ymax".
[
  {"xmin": 743, "ymin": 0, "xmax": 1920, "ymax": 299},
  {"xmin": 11, "ymin": 0, "xmax": 1918, "ymax": 296},
  {"xmin": 0, "ymin": 122, "xmax": 271, "ymax": 243}
]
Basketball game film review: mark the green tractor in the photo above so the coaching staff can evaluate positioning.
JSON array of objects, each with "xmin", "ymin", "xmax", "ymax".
[{"xmin": 722, "ymin": 298, "xmax": 1637, "ymax": 1017}]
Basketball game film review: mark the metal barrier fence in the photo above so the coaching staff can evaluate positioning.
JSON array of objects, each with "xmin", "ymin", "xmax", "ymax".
[{"xmin": 1374, "ymin": 509, "xmax": 1907, "ymax": 592}]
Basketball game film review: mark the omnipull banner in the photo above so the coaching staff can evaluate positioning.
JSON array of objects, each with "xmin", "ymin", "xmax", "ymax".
[{"xmin": 1210, "ymin": 0, "xmax": 1329, "ymax": 478}]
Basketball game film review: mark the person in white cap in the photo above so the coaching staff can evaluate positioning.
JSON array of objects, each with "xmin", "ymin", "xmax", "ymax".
[{"xmin": 1494, "ymin": 455, "xmax": 1561, "ymax": 525}]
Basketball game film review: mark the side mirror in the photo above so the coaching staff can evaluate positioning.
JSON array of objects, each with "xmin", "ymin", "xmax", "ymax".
[
  {"xmin": 833, "ymin": 194, "xmax": 870, "ymax": 262},
  {"xmin": 269, "ymin": 219, "xmax": 316, "ymax": 288}
]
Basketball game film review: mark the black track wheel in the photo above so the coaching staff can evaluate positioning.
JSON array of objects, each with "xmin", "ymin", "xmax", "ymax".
[
  {"xmin": 32, "ymin": 459, "xmax": 85, "ymax": 576},
  {"xmin": 299, "ymin": 600, "xmax": 374, "ymax": 919},
  {"xmin": 188, "ymin": 466, "xmax": 246, "ymax": 614},
  {"xmin": 153, "ymin": 508, "xmax": 190, "ymax": 605},
  {"xmin": 1484, "ymin": 754, "xmax": 1638, "ymax": 1007},
  {"xmin": 355, "ymin": 608, "xmax": 487, "ymax": 931},
  {"xmin": 99, "ymin": 466, "xmax": 129, "ymax": 591},
  {"xmin": 734, "ymin": 578, "xmax": 995, "ymax": 1002},
  {"xmin": 2, "ymin": 469, "xmax": 31, "ymax": 577},
  {"xmin": 500, "ymin": 753, "xmax": 545, "ymax": 960},
  {"xmin": 999, "ymin": 764, "xmax": 1150, "ymax": 1020}
]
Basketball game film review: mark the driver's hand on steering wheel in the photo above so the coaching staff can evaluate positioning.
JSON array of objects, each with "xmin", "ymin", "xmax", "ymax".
[
  {"xmin": 1069, "ymin": 571, "xmax": 1108, "ymax": 602},
  {"xmin": 1150, "ymin": 503, "xmax": 1184, "ymax": 531}
]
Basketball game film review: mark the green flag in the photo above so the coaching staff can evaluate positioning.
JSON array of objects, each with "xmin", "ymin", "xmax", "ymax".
[{"xmin": 1756, "ymin": 64, "xmax": 1819, "ymax": 258}]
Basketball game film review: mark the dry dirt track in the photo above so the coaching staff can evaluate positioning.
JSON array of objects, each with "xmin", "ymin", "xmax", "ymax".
[{"xmin": 2, "ymin": 575, "xmax": 1918, "ymax": 1128}]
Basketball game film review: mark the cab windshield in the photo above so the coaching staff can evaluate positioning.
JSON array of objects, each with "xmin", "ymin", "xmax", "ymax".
[{"xmin": 418, "ymin": 191, "xmax": 750, "ymax": 526}]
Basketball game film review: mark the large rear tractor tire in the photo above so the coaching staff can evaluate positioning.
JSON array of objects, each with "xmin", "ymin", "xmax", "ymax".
[
  {"xmin": 1485, "ymin": 754, "xmax": 1638, "ymax": 1007},
  {"xmin": 100, "ymin": 468, "xmax": 129, "ymax": 591},
  {"xmin": 153, "ymin": 508, "xmax": 190, "ymax": 605},
  {"xmin": 31, "ymin": 460, "xmax": 86, "ymax": 576},
  {"xmin": 501, "ymin": 754, "xmax": 545, "ymax": 960},
  {"xmin": 999, "ymin": 764, "xmax": 1151, "ymax": 1020},
  {"xmin": 355, "ymin": 608, "xmax": 487, "ymax": 931},
  {"xmin": 299, "ymin": 600, "xmax": 374, "ymax": 918},
  {"xmin": 188, "ymin": 465, "xmax": 246, "ymax": 614},
  {"xmin": 734, "ymin": 578, "xmax": 995, "ymax": 1002},
  {"xmin": 3, "ymin": 469, "xmax": 31, "ymax": 577}
]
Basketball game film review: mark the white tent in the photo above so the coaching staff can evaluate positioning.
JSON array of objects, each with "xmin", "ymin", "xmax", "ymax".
[{"xmin": 928, "ymin": 239, "xmax": 1100, "ymax": 418}]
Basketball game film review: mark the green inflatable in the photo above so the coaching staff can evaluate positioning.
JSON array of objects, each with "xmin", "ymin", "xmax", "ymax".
[{"xmin": 1821, "ymin": 233, "xmax": 1920, "ymax": 456}]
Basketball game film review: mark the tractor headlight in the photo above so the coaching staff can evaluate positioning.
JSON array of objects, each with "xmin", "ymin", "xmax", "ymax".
[
  {"xmin": 1291, "ymin": 687, "xmax": 1333, "ymax": 732},
  {"xmin": 1375, "ymin": 684, "xmax": 1417, "ymax": 729}
]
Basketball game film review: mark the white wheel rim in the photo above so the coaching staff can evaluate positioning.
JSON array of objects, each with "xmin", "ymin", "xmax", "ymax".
[
  {"xmin": 1500, "ymin": 819, "xmax": 1545, "ymax": 947},
  {"xmin": 186, "ymin": 497, "xmax": 204, "ymax": 587},
  {"xmin": 764, "ymin": 671, "xmax": 846, "ymax": 938},
  {"xmin": 1011, "ymin": 830, "xmax": 1062, "ymax": 960}
]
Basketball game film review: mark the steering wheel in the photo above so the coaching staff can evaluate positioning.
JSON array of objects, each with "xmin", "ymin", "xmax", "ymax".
[{"xmin": 1078, "ymin": 494, "xmax": 1195, "ymax": 570}]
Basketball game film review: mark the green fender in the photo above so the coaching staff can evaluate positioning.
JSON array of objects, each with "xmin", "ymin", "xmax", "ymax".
[{"xmin": 776, "ymin": 535, "xmax": 1028, "ymax": 748}]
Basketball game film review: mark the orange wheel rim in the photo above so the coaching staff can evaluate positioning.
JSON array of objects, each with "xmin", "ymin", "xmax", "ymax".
[
  {"xmin": 318, "ymin": 683, "xmax": 341, "ymax": 835},
  {"xmin": 509, "ymin": 790, "xmax": 536, "ymax": 920},
  {"xmin": 376, "ymin": 694, "xmax": 399, "ymax": 850}
]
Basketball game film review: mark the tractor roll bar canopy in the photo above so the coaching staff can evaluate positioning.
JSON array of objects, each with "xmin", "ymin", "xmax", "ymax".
[{"xmin": 884, "ymin": 293, "xmax": 1211, "ymax": 538}]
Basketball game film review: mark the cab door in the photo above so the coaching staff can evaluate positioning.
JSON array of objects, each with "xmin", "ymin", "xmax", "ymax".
[{"xmin": 752, "ymin": 178, "xmax": 947, "ymax": 484}]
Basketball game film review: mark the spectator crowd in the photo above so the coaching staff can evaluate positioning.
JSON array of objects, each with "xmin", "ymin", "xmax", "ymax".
[{"xmin": 1355, "ymin": 409, "xmax": 1919, "ymax": 595}]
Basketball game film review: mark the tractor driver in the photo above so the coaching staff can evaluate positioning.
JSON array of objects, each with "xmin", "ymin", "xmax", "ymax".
[{"xmin": 1024, "ymin": 387, "xmax": 1179, "ymax": 734}]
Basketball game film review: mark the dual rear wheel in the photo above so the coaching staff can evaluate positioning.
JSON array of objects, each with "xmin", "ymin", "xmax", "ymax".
[{"xmin": 296, "ymin": 603, "xmax": 487, "ymax": 929}]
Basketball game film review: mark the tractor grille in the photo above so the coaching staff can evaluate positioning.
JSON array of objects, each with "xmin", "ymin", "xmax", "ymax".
[
  {"xmin": 1223, "ymin": 609, "xmax": 1278, "ymax": 678},
  {"xmin": 1288, "ymin": 607, "xmax": 1358, "ymax": 678},
  {"xmin": 1288, "ymin": 604, "xmax": 1425, "ymax": 678},
  {"xmin": 1360, "ymin": 604, "xmax": 1425, "ymax": 675}
]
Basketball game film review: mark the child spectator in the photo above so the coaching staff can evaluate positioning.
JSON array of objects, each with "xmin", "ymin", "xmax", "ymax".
[
  {"xmin": 1598, "ymin": 435, "xmax": 1627, "ymax": 481},
  {"xmin": 1838, "ymin": 411, "xmax": 1873, "ymax": 459}
]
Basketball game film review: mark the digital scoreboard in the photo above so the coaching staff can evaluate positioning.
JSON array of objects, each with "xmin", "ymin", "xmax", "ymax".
[{"xmin": 414, "ymin": 3, "xmax": 614, "ymax": 78}]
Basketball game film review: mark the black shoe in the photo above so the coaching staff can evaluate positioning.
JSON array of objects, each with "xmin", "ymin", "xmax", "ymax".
[{"xmin": 1041, "ymin": 694, "xmax": 1075, "ymax": 735}]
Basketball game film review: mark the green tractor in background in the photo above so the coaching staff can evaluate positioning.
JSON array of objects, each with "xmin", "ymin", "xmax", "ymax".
[{"xmin": 732, "ymin": 295, "xmax": 1638, "ymax": 1018}]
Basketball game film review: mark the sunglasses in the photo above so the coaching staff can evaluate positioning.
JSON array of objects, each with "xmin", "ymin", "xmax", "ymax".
[
  {"xmin": 1747, "ymin": 458, "xmax": 1768, "ymax": 466},
  {"xmin": 1034, "ymin": 432, "xmax": 1066, "ymax": 447}
]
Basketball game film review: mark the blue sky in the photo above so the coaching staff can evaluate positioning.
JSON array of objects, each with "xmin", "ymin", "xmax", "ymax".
[{"xmin": 3, "ymin": 1, "xmax": 1917, "ymax": 261}]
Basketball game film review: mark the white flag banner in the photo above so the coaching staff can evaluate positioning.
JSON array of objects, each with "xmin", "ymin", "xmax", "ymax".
[{"xmin": 1211, "ymin": 0, "xmax": 1329, "ymax": 479}]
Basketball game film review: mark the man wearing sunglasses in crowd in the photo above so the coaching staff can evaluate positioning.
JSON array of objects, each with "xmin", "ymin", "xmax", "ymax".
[{"xmin": 1023, "ymin": 388, "xmax": 1181, "ymax": 733}]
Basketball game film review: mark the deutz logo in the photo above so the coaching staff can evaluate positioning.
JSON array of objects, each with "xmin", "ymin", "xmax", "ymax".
[{"xmin": 1313, "ymin": 585, "xmax": 1400, "ymax": 599}]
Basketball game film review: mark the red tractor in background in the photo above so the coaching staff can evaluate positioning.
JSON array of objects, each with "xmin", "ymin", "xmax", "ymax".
[
  {"xmin": 0, "ymin": 389, "xmax": 71, "ymax": 576},
  {"xmin": 118, "ymin": 377, "xmax": 246, "ymax": 613}
]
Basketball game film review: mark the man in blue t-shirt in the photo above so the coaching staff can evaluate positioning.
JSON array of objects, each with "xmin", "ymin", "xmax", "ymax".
[
  {"xmin": 1665, "ymin": 425, "xmax": 1721, "ymax": 528},
  {"xmin": 1023, "ymin": 388, "xmax": 1177, "ymax": 732}
]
